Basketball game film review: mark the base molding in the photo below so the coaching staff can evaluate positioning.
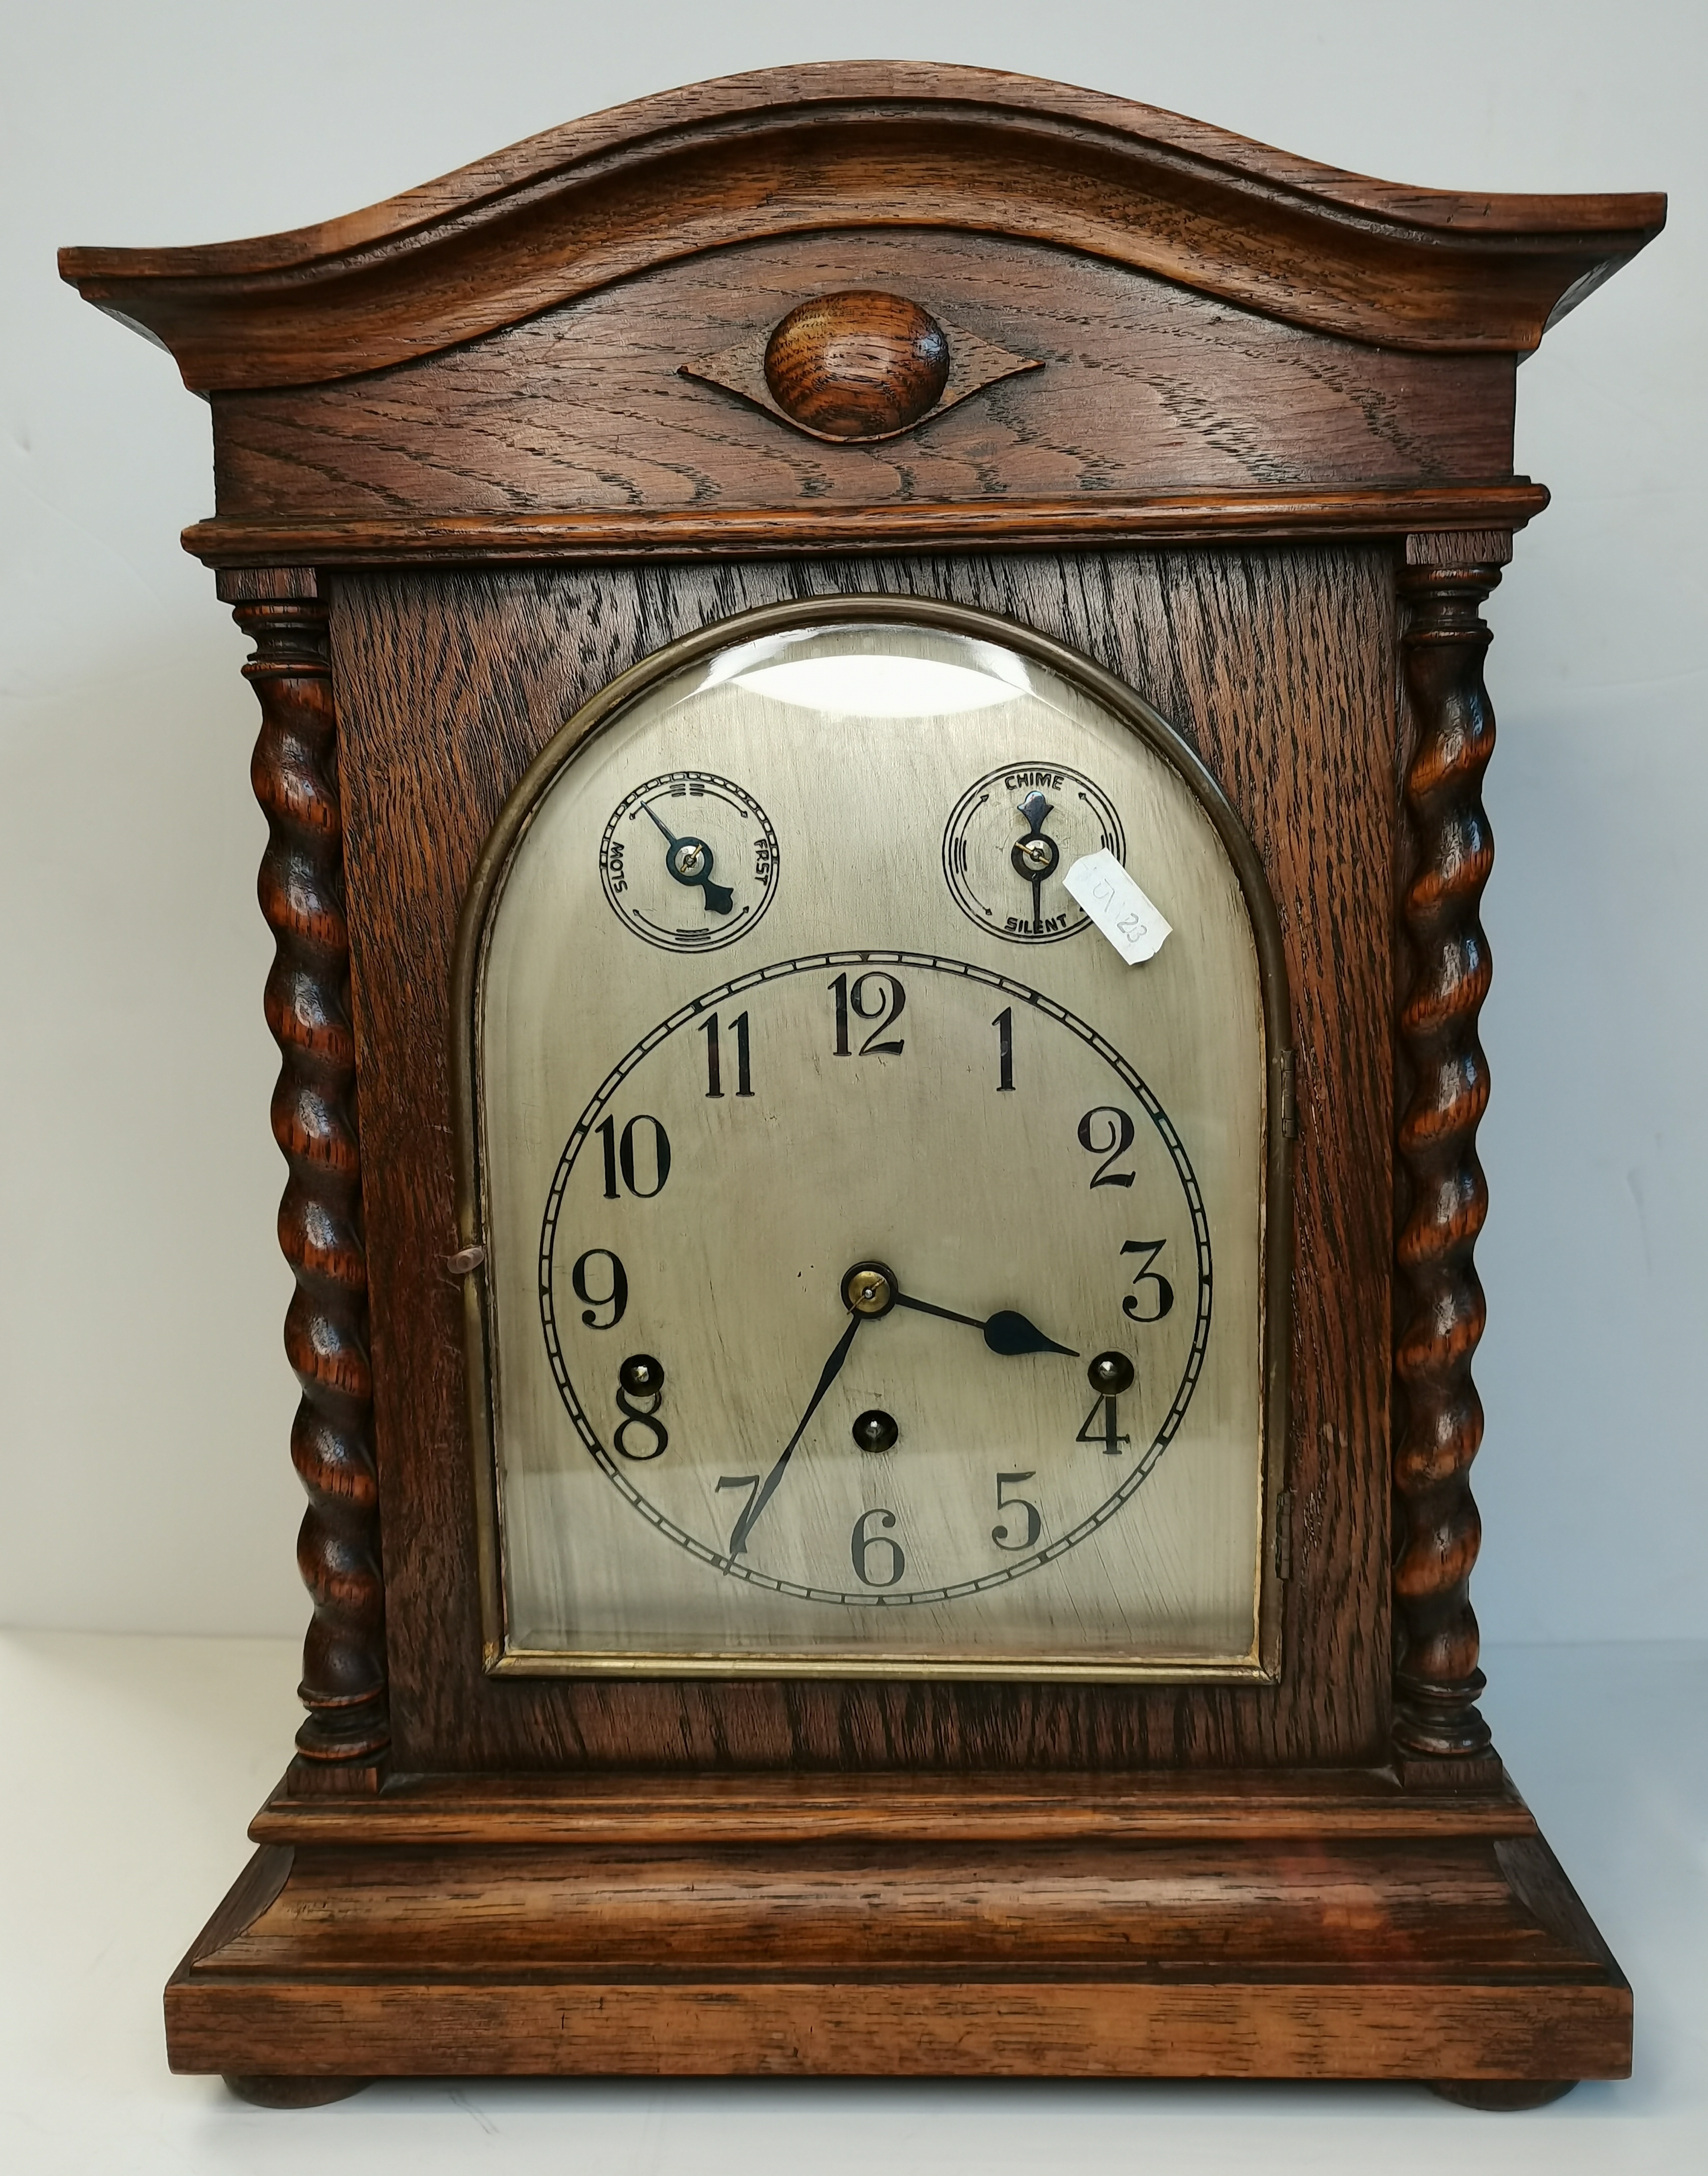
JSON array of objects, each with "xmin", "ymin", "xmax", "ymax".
[{"xmin": 167, "ymin": 1767, "xmax": 1629, "ymax": 2092}]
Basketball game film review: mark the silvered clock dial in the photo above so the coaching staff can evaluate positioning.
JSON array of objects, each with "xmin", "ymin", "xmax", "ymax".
[{"xmin": 457, "ymin": 602, "xmax": 1289, "ymax": 1679}]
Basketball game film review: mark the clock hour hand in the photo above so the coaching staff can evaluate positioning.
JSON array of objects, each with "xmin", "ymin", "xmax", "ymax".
[
  {"xmin": 640, "ymin": 799, "xmax": 735, "ymax": 914},
  {"xmin": 893, "ymin": 1289, "xmax": 1078, "ymax": 1359},
  {"xmin": 728, "ymin": 1311, "xmax": 863, "ymax": 1556}
]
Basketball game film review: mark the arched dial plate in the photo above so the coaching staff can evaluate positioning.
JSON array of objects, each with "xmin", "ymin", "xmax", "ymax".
[{"xmin": 461, "ymin": 608, "xmax": 1285, "ymax": 1680}]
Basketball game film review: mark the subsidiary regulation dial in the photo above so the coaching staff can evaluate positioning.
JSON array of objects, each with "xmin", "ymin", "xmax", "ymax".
[
  {"xmin": 942, "ymin": 762, "xmax": 1126, "ymax": 944},
  {"xmin": 599, "ymin": 770, "xmax": 779, "ymax": 952}
]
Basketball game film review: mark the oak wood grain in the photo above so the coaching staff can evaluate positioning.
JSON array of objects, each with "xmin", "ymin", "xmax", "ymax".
[
  {"xmin": 762, "ymin": 288, "xmax": 949, "ymax": 436},
  {"xmin": 188, "ymin": 486, "xmax": 1550, "ymax": 567},
  {"xmin": 203, "ymin": 235, "xmax": 1522, "ymax": 531},
  {"xmin": 167, "ymin": 1977, "xmax": 1632, "ymax": 2083},
  {"xmin": 246, "ymin": 1770, "xmax": 1543, "ymax": 1850},
  {"xmin": 207, "ymin": 1844, "xmax": 1604, "ymax": 1974},
  {"xmin": 1392, "ymin": 560, "xmax": 1504, "ymax": 1772},
  {"xmin": 59, "ymin": 62, "xmax": 1664, "ymax": 391},
  {"xmin": 165, "ymin": 1817, "xmax": 1630, "ymax": 2082},
  {"xmin": 232, "ymin": 594, "xmax": 388, "ymax": 1778},
  {"xmin": 329, "ymin": 547, "xmax": 1393, "ymax": 1774}
]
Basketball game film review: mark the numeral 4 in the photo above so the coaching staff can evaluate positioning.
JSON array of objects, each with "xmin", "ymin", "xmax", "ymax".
[{"xmin": 1076, "ymin": 1396, "xmax": 1130, "ymax": 1456}]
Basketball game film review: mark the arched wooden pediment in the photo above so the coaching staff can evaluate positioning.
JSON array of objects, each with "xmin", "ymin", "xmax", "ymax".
[{"xmin": 61, "ymin": 60, "xmax": 1662, "ymax": 394}]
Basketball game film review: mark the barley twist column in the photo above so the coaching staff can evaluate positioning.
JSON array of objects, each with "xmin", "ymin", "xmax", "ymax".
[
  {"xmin": 1393, "ymin": 543, "xmax": 1507, "ymax": 1777},
  {"xmin": 223, "ymin": 569, "xmax": 388, "ymax": 1779}
]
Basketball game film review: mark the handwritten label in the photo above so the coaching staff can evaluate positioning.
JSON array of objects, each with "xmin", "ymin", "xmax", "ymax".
[{"xmin": 1063, "ymin": 850, "xmax": 1172, "ymax": 965}]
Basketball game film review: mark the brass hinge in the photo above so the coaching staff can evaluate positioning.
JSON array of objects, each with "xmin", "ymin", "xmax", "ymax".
[
  {"xmin": 1274, "ymin": 1489, "xmax": 1294, "ymax": 1582},
  {"xmin": 1279, "ymin": 1047, "xmax": 1299, "ymax": 1139}
]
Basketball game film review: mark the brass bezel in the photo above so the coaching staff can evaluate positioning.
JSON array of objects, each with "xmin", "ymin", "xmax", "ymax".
[{"xmin": 449, "ymin": 596, "xmax": 1295, "ymax": 1683}]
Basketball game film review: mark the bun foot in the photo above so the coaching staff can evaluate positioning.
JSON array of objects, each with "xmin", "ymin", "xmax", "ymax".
[
  {"xmin": 223, "ymin": 2074, "xmax": 371, "ymax": 2108},
  {"xmin": 1429, "ymin": 2079, "xmax": 1579, "ymax": 2111}
]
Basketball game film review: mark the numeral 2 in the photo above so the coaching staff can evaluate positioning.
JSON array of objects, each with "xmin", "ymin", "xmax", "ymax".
[
  {"xmin": 1078, "ymin": 1106, "xmax": 1136, "ymax": 1187},
  {"xmin": 830, "ymin": 972, "xmax": 906, "ymax": 1057}
]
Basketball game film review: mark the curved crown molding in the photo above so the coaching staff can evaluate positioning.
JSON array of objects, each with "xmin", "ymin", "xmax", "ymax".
[{"xmin": 59, "ymin": 61, "xmax": 1665, "ymax": 392}]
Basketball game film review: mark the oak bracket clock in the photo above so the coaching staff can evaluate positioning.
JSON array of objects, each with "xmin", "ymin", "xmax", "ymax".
[{"xmin": 61, "ymin": 63, "xmax": 1663, "ymax": 2108}]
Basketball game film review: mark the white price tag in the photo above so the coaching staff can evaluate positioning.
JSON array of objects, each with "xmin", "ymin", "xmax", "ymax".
[{"xmin": 1063, "ymin": 850, "xmax": 1172, "ymax": 965}]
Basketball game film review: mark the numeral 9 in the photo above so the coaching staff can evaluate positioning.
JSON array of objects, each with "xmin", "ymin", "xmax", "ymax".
[{"xmin": 570, "ymin": 1247, "xmax": 628, "ymax": 1329}]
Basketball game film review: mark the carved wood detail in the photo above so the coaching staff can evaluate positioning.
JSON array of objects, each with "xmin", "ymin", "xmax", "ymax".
[
  {"xmin": 230, "ymin": 578, "xmax": 388, "ymax": 1776},
  {"xmin": 763, "ymin": 290, "xmax": 949, "ymax": 436},
  {"xmin": 681, "ymin": 287, "xmax": 1040, "ymax": 446},
  {"xmin": 1392, "ymin": 558, "xmax": 1503, "ymax": 1768},
  {"xmin": 58, "ymin": 62, "xmax": 1664, "ymax": 392},
  {"xmin": 184, "ymin": 484, "xmax": 1551, "ymax": 570}
]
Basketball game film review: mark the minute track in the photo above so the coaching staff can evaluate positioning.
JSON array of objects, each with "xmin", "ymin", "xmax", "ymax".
[{"xmin": 537, "ymin": 949, "xmax": 1214, "ymax": 1608}]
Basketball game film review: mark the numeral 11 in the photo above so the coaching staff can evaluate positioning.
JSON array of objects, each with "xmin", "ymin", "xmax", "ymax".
[{"xmin": 700, "ymin": 1010, "xmax": 752, "ymax": 1098}]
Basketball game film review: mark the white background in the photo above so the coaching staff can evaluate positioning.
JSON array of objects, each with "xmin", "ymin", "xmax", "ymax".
[
  {"xmin": 3, "ymin": 6, "xmax": 1704, "ymax": 2168},
  {"xmin": 2, "ymin": 2, "xmax": 1702, "ymax": 1644}
]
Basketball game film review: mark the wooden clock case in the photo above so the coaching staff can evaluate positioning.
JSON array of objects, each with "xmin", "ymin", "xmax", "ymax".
[{"xmin": 61, "ymin": 63, "xmax": 1663, "ymax": 2105}]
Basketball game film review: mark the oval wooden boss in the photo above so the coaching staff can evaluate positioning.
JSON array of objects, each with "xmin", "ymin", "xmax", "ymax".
[{"xmin": 763, "ymin": 291, "xmax": 951, "ymax": 439}]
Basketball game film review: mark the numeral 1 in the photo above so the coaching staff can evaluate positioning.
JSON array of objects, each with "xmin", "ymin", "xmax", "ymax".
[
  {"xmin": 700, "ymin": 1010, "xmax": 752, "ymax": 1098},
  {"xmin": 993, "ymin": 1007, "xmax": 1015, "ymax": 1092}
]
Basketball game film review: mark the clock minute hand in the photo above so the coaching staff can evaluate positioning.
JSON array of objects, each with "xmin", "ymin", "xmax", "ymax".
[
  {"xmin": 728, "ymin": 1312, "xmax": 863, "ymax": 1556},
  {"xmin": 892, "ymin": 1290, "xmax": 1078, "ymax": 1358}
]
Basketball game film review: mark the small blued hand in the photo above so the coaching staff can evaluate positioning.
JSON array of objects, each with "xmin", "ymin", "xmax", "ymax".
[
  {"xmin": 893, "ymin": 1290, "xmax": 1078, "ymax": 1358},
  {"xmin": 1011, "ymin": 790, "xmax": 1061, "ymax": 930},
  {"xmin": 641, "ymin": 799, "xmax": 735, "ymax": 914}
]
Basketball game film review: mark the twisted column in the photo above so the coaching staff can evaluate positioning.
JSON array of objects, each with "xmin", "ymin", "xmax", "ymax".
[
  {"xmin": 229, "ymin": 575, "xmax": 388, "ymax": 1774},
  {"xmin": 1392, "ymin": 554, "xmax": 1503, "ymax": 1766}
]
